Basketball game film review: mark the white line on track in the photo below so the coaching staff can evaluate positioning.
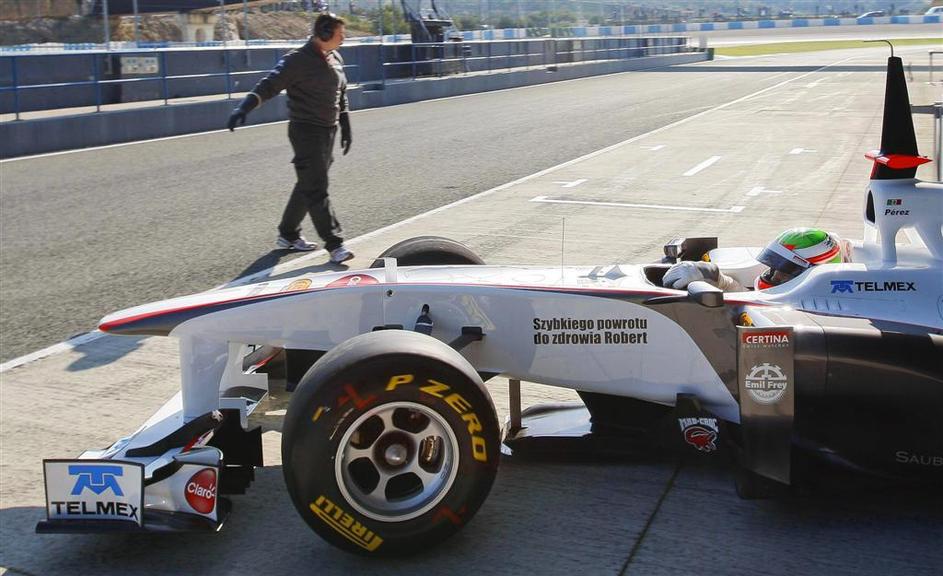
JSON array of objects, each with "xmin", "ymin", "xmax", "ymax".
[
  {"xmin": 683, "ymin": 155, "xmax": 721, "ymax": 176},
  {"xmin": 553, "ymin": 178, "xmax": 588, "ymax": 188},
  {"xmin": 531, "ymin": 195, "xmax": 745, "ymax": 213},
  {"xmin": 0, "ymin": 53, "xmax": 861, "ymax": 373}
]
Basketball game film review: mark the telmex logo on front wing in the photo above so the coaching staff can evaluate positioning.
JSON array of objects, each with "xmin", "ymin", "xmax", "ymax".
[
  {"xmin": 69, "ymin": 464, "xmax": 124, "ymax": 496},
  {"xmin": 49, "ymin": 465, "xmax": 139, "ymax": 521}
]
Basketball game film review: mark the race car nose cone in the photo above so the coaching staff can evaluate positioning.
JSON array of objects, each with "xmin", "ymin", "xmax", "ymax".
[{"xmin": 384, "ymin": 444, "xmax": 408, "ymax": 466}]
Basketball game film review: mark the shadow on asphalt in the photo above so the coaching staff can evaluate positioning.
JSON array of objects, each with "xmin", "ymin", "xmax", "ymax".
[{"xmin": 66, "ymin": 335, "xmax": 147, "ymax": 372}]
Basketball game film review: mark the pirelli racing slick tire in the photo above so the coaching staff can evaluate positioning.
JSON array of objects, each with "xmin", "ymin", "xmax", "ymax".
[
  {"xmin": 281, "ymin": 330, "xmax": 500, "ymax": 556},
  {"xmin": 370, "ymin": 236, "xmax": 485, "ymax": 267}
]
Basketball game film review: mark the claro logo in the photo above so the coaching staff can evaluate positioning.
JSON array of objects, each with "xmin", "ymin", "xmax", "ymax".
[{"xmin": 185, "ymin": 468, "xmax": 217, "ymax": 514}]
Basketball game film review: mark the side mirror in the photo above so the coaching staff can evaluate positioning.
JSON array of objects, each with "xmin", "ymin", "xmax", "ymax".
[
  {"xmin": 644, "ymin": 280, "xmax": 725, "ymax": 308},
  {"xmin": 686, "ymin": 281, "xmax": 724, "ymax": 308}
]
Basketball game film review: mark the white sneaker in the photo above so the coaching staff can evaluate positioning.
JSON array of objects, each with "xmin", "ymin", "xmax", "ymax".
[
  {"xmin": 329, "ymin": 245, "xmax": 354, "ymax": 263},
  {"xmin": 276, "ymin": 235, "xmax": 317, "ymax": 251}
]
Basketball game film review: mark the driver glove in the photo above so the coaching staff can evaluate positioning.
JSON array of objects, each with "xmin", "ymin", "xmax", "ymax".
[
  {"xmin": 663, "ymin": 261, "xmax": 741, "ymax": 291},
  {"xmin": 227, "ymin": 94, "xmax": 260, "ymax": 131},
  {"xmin": 339, "ymin": 112, "xmax": 352, "ymax": 155}
]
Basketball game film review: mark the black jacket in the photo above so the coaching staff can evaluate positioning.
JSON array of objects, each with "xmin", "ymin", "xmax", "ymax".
[{"xmin": 250, "ymin": 40, "xmax": 348, "ymax": 127}]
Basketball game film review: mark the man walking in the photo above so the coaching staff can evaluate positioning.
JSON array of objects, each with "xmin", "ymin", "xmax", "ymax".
[{"xmin": 227, "ymin": 12, "xmax": 354, "ymax": 264}]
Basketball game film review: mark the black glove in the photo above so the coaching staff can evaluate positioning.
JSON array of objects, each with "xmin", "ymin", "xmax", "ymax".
[
  {"xmin": 339, "ymin": 112, "xmax": 352, "ymax": 155},
  {"xmin": 227, "ymin": 94, "xmax": 258, "ymax": 131}
]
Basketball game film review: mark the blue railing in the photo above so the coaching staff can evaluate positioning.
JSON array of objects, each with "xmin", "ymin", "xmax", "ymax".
[
  {"xmin": 1, "ymin": 37, "xmax": 693, "ymax": 120},
  {"xmin": 380, "ymin": 38, "xmax": 690, "ymax": 81},
  {"xmin": 0, "ymin": 49, "xmax": 360, "ymax": 120}
]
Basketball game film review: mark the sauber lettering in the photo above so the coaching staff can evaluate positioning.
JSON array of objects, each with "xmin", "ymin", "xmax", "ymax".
[
  {"xmin": 310, "ymin": 495, "xmax": 383, "ymax": 551},
  {"xmin": 830, "ymin": 280, "xmax": 916, "ymax": 294},
  {"xmin": 386, "ymin": 374, "xmax": 488, "ymax": 462},
  {"xmin": 185, "ymin": 468, "xmax": 217, "ymax": 514},
  {"xmin": 895, "ymin": 451, "xmax": 943, "ymax": 467}
]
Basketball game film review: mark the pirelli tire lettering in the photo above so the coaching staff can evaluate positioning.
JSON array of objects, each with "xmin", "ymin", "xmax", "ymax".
[{"xmin": 281, "ymin": 331, "xmax": 499, "ymax": 556}]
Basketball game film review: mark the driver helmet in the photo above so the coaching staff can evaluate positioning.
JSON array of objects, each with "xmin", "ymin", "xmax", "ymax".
[{"xmin": 755, "ymin": 228, "xmax": 843, "ymax": 290}]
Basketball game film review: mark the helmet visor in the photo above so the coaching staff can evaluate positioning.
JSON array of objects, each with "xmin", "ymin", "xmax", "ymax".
[{"xmin": 756, "ymin": 242, "xmax": 810, "ymax": 284}]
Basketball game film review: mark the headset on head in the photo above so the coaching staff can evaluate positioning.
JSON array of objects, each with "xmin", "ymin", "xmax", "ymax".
[{"xmin": 314, "ymin": 13, "xmax": 342, "ymax": 42}]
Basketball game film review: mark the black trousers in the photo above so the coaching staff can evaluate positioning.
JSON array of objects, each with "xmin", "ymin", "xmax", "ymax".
[{"xmin": 278, "ymin": 121, "xmax": 344, "ymax": 251}]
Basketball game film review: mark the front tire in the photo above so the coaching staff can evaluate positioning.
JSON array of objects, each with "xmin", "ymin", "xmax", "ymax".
[
  {"xmin": 281, "ymin": 331, "xmax": 499, "ymax": 556},
  {"xmin": 370, "ymin": 236, "xmax": 484, "ymax": 267}
]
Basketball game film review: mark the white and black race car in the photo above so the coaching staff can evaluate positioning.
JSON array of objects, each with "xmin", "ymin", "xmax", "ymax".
[{"xmin": 37, "ymin": 55, "xmax": 942, "ymax": 556}]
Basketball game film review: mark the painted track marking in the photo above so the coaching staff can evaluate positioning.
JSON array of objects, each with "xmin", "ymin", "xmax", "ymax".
[
  {"xmin": 531, "ymin": 195, "xmax": 746, "ymax": 213},
  {"xmin": 683, "ymin": 155, "xmax": 722, "ymax": 176}
]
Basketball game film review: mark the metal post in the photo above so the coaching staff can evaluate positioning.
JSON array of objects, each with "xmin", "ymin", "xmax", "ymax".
[
  {"xmin": 934, "ymin": 102, "xmax": 942, "ymax": 183},
  {"xmin": 93, "ymin": 55, "xmax": 102, "ymax": 112},
  {"xmin": 379, "ymin": 43, "xmax": 386, "ymax": 87},
  {"xmin": 132, "ymin": 0, "xmax": 140, "ymax": 45},
  {"xmin": 161, "ymin": 50, "xmax": 169, "ymax": 105},
  {"xmin": 225, "ymin": 48, "xmax": 232, "ymax": 99},
  {"xmin": 11, "ymin": 57, "xmax": 20, "ymax": 121},
  {"xmin": 508, "ymin": 379, "xmax": 522, "ymax": 432},
  {"xmin": 102, "ymin": 0, "xmax": 111, "ymax": 50}
]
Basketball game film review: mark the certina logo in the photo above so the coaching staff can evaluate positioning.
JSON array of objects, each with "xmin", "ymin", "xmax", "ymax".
[
  {"xmin": 678, "ymin": 417, "xmax": 718, "ymax": 453},
  {"xmin": 742, "ymin": 332, "xmax": 789, "ymax": 345},
  {"xmin": 830, "ymin": 280, "xmax": 916, "ymax": 294},
  {"xmin": 895, "ymin": 451, "xmax": 943, "ymax": 467},
  {"xmin": 744, "ymin": 363, "xmax": 788, "ymax": 404},
  {"xmin": 69, "ymin": 464, "xmax": 124, "ymax": 496},
  {"xmin": 185, "ymin": 468, "xmax": 217, "ymax": 514}
]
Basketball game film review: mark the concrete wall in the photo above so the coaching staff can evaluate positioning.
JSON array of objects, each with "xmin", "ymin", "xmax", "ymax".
[{"xmin": 0, "ymin": 51, "xmax": 708, "ymax": 158}]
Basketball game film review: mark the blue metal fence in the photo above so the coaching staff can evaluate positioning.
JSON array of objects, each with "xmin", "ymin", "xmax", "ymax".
[{"xmin": 1, "ymin": 36, "xmax": 693, "ymax": 120}]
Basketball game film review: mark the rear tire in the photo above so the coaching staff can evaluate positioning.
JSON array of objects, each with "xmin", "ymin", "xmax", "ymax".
[
  {"xmin": 282, "ymin": 331, "xmax": 499, "ymax": 556},
  {"xmin": 370, "ymin": 236, "xmax": 484, "ymax": 267}
]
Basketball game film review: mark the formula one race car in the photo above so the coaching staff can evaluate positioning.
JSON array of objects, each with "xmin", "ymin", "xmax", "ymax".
[{"xmin": 38, "ymin": 56, "xmax": 941, "ymax": 556}]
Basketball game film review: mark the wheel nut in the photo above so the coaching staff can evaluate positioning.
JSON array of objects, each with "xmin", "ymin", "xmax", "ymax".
[{"xmin": 384, "ymin": 444, "xmax": 407, "ymax": 466}]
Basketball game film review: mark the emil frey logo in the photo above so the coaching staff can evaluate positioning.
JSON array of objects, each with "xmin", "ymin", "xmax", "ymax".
[
  {"xmin": 69, "ymin": 465, "xmax": 124, "ymax": 496},
  {"xmin": 744, "ymin": 363, "xmax": 789, "ymax": 404}
]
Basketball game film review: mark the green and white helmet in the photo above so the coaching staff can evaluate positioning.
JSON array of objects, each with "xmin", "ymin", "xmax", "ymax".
[{"xmin": 756, "ymin": 228, "xmax": 843, "ymax": 289}]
